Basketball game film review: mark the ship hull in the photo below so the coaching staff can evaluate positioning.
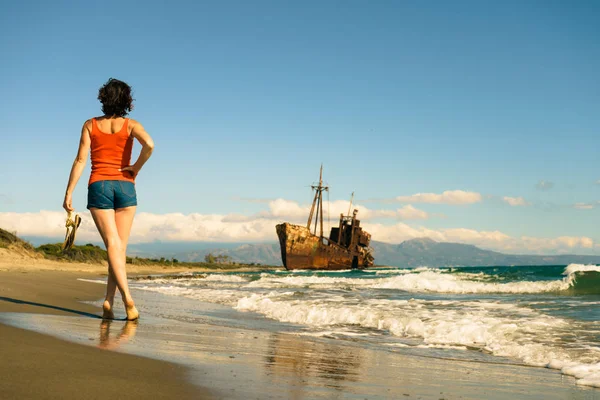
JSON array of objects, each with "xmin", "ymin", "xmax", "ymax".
[{"xmin": 276, "ymin": 223, "xmax": 371, "ymax": 270}]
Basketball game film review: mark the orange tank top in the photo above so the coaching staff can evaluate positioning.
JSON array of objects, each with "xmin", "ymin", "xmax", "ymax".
[{"xmin": 88, "ymin": 118, "xmax": 135, "ymax": 186}]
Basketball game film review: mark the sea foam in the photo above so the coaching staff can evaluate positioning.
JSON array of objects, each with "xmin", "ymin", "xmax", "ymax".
[{"xmin": 132, "ymin": 264, "xmax": 600, "ymax": 387}]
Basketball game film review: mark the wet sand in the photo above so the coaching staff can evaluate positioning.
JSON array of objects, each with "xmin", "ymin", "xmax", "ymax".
[
  {"xmin": 0, "ymin": 270, "xmax": 212, "ymax": 399},
  {"xmin": 1, "ymin": 261, "xmax": 599, "ymax": 399}
]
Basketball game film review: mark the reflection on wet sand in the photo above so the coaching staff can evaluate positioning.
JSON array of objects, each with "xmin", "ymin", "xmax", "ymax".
[
  {"xmin": 1, "ymin": 310, "xmax": 594, "ymax": 400},
  {"xmin": 265, "ymin": 334, "xmax": 361, "ymax": 397},
  {"xmin": 98, "ymin": 320, "xmax": 138, "ymax": 350}
]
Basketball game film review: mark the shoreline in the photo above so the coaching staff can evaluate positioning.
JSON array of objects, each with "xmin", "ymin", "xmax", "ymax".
[
  {"xmin": 0, "ymin": 248, "xmax": 276, "ymax": 274},
  {"xmin": 0, "ymin": 269, "xmax": 213, "ymax": 399},
  {"xmin": 1, "ymin": 259, "xmax": 599, "ymax": 399}
]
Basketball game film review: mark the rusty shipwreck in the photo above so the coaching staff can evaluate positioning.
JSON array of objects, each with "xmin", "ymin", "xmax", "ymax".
[{"xmin": 275, "ymin": 167, "xmax": 374, "ymax": 270}]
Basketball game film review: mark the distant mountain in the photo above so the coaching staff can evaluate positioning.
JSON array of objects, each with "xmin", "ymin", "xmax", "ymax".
[
  {"xmin": 204, "ymin": 243, "xmax": 282, "ymax": 265},
  {"xmin": 126, "ymin": 241, "xmax": 243, "ymax": 261},
  {"xmin": 126, "ymin": 237, "xmax": 600, "ymax": 267},
  {"xmin": 370, "ymin": 238, "xmax": 600, "ymax": 267},
  {"xmin": 128, "ymin": 241, "xmax": 282, "ymax": 265},
  {"xmin": 21, "ymin": 235, "xmax": 600, "ymax": 267}
]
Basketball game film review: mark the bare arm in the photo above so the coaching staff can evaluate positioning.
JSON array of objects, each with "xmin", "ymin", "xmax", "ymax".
[
  {"xmin": 63, "ymin": 121, "xmax": 92, "ymax": 212},
  {"xmin": 121, "ymin": 119, "xmax": 154, "ymax": 178}
]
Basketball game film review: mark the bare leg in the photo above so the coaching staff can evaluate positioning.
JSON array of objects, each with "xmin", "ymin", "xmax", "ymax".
[
  {"xmin": 103, "ymin": 269, "xmax": 117, "ymax": 319},
  {"xmin": 102, "ymin": 207, "xmax": 136, "ymax": 318},
  {"xmin": 90, "ymin": 207, "xmax": 139, "ymax": 320}
]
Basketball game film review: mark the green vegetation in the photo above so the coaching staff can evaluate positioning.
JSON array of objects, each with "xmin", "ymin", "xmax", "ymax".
[
  {"xmin": 1, "ymin": 227, "xmax": 274, "ymax": 269},
  {"xmin": 204, "ymin": 252, "xmax": 232, "ymax": 264},
  {"xmin": 36, "ymin": 242, "xmax": 273, "ymax": 269},
  {"xmin": 0, "ymin": 228, "xmax": 35, "ymax": 251},
  {"xmin": 126, "ymin": 254, "xmax": 266, "ymax": 269},
  {"xmin": 37, "ymin": 243, "xmax": 108, "ymax": 263},
  {"xmin": 35, "ymin": 243, "xmax": 272, "ymax": 268}
]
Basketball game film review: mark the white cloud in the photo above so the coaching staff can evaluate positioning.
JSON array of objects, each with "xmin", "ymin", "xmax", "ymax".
[
  {"xmin": 221, "ymin": 213, "xmax": 253, "ymax": 223},
  {"xmin": 350, "ymin": 204, "xmax": 430, "ymax": 221},
  {"xmin": 396, "ymin": 205, "xmax": 429, "ymax": 220},
  {"xmin": 255, "ymin": 199, "xmax": 430, "ymax": 223},
  {"xmin": 1, "ymin": 210, "xmax": 595, "ymax": 255},
  {"xmin": 363, "ymin": 224, "xmax": 511, "ymax": 249},
  {"xmin": 503, "ymin": 196, "xmax": 530, "ymax": 207},
  {"xmin": 0, "ymin": 210, "xmax": 100, "ymax": 242},
  {"xmin": 520, "ymin": 236, "xmax": 594, "ymax": 252},
  {"xmin": 131, "ymin": 212, "xmax": 276, "ymax": 242},
  {"xmin": 0, "ymin": 201, "xmax": 429, "ymax": 245},
  {"xmin": 364, "ymin": 222, "xmax": 594, "ymax": 254},
  {"xmin": 396, "ymin": 190, "xmax": 482, "ymax": 205}
]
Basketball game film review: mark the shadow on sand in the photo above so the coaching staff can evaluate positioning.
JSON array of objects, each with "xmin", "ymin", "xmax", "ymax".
[{"xmin": 0, "ymin": 296, "xmax": 102, "ymax": 319}]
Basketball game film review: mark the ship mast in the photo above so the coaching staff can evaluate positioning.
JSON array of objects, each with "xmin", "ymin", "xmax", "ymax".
[
  {"xmin": 347, "ymin": 192, "xmax": 354, "ymax": 217},
  {"xmin": 306, "ymin": 165, "xmax": 329, "ymax": 238}
]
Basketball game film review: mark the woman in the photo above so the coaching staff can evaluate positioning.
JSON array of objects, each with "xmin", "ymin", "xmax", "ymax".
[{"xmin": 63, "ymin": 78, "xmax": 154, "ymax": 320}]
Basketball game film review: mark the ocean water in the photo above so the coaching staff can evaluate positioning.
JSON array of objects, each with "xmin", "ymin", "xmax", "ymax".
[{"xmin": 130, "ymin": 263, "xmax": 600, "ymax": 388}]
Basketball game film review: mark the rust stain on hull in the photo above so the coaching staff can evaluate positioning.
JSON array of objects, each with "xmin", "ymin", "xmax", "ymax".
[
  {"xmin": 275, "ymin": 167, "xmax": 374, "ymax": 271},
  {"xmin": 276, "ymin": 223, "xmax": 373, "ymax": 270}
]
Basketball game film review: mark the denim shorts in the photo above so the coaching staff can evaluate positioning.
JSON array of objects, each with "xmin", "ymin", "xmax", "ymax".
[{"xmin": 87, "ymin": 180, "xmax": 138, "ymax": 210}]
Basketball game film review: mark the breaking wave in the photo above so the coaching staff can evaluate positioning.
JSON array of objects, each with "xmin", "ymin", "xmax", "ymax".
[
  {"xmin": 245, "ymin": 264, "xmax": 600, "ymax": 295},
  {"xmin": 131, "ymin": 263, "xmax": 600, "ymax": 388}
]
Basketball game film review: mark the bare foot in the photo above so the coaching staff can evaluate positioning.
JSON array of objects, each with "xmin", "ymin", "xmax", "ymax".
[
  {"xmin": 102, "ymin": 300, "xmax": 115, "ymax": 320},
  {"xmin": 125, "ymin": 305, "xmax": 139, "ymax": 321},
  {"xmin": 124, "ymin": 300, "xmax": 139, "ymax": 320}
]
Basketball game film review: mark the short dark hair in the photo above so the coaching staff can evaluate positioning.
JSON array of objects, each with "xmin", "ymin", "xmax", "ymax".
[{"xmin": 97, "ymin": 78, "xmax": 134, "ymax": 117}]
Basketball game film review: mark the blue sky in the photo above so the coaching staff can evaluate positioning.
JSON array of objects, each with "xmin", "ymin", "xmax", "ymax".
[{"xmin": 1, "ymin": 1, "xmax": 599, "ymax": 253}]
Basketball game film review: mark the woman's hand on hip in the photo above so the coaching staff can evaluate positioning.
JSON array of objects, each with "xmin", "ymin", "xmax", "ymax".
[{"xmin": 120, "ymin": 165, "xmax": 139, "ymax": 179}]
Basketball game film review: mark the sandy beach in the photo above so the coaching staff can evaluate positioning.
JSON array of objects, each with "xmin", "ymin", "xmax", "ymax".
[
  {"xmin": 1, "ymin": 256, "xmax": 599, "ymax": 399},
  {"xmin": 0, "ymin": 267, "xmax": 212, "ymax": 400}
]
